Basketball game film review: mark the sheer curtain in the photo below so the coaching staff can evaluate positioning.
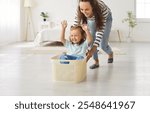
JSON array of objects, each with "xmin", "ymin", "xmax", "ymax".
[{"xmin": 0, "ymin": 0, "xmax": 20, "ymax": 45}]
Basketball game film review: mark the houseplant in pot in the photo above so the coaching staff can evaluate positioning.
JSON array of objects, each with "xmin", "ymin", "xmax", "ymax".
[{"xmin": 40, "ymin": 12, "xmax": 49, "ymax": 21}]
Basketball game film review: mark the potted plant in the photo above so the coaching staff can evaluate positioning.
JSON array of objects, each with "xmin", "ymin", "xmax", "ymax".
[
  {"xmin": 40, "ymin": 12, "xmax": 49, "ymax": 21},
  {"xmin": 122, "ymin": 11, "xmax": 137, "ymax": 42}
]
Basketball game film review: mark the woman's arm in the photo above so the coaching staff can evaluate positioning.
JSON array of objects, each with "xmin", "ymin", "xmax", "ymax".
[
  {"xmin": 86, "ymin": 45, "xmax": 97, "ymax": 62},
  {"xmin": 60, "ymin": 20, "xmax": 67, "ymax": 44}
]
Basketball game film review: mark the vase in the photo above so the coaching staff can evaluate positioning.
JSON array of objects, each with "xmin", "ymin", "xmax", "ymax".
[{"xmin": 127, "ymin": 27, "xmax": 133, "ymax": 43}]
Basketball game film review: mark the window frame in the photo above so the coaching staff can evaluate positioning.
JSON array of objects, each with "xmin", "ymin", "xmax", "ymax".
[{"xmin": 135, "ymin": 0, "xmax": 150, "ymax": 23}]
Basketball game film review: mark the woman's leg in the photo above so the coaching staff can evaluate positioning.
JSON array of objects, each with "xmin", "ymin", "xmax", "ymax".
[
  {"xmin": 87, "ymin": 20, "xmax": 99, "ymax": 69},
  {"xmin": 89, "ymin": 49, "xmax": 99, "ymax": 69},
  {"xmin": 101, "ymin": 13, "xmax": 113, "ymax": 63}
]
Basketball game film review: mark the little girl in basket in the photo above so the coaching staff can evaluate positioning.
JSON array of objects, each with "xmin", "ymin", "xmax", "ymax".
[{"xmin": 60, "ymin": 20, "xmax": 92, "ymax": 61}]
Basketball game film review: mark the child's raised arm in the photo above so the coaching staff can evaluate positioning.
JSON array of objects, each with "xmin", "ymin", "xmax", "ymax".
[
  {"xmin": 81, "ymin": 24, "xmax": 93, "ymax": 45},
  {"xmin": 60, "ymin": 20, "xmax": 67, "ymax": 44}
]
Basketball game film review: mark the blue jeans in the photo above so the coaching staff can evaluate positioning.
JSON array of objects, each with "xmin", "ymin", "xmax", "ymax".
[
  {"xmin": 60, "ymin": 54, "xmax": 84, "ymax": 60},
  {"xmin": 60, "ymin": 54, "xmax": 84, "ymax": 64},
  {"xmin": 87, "ymin": 12, "xmax": 113, "ymax": 60}
]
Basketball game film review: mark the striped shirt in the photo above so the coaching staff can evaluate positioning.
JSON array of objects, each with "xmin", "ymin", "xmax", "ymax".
[{"xmin": 74, "ymin": 0, "xmax": 111, "ymax": 47}]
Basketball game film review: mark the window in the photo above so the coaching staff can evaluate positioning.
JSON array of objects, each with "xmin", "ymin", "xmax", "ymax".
[
  {"xmin": 0, "ymin": 0, "xmax": 20, "ymax": 43},
  {"xmin": 136, "ymin": 0, "xmax": 150, "ymax": 19}
]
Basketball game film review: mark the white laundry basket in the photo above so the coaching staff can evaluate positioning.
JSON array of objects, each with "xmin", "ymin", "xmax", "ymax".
[{"xmin": 51, "ymin": 55, "xmax": 87, "ymax": 83}]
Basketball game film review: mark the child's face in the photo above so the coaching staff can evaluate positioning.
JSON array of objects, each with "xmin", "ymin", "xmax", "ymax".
[{"xmin": 70, "ymin": 29, "xmax": 82, "ymax": 44}]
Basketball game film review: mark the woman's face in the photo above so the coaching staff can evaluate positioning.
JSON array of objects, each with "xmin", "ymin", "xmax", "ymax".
[
  {"xmin": 70, "ymin": 29, "xmax": 82, "ymax": 44},
  {"xmin": 79, "ymin": 1, "xmax": 93, "ymax": 18}
]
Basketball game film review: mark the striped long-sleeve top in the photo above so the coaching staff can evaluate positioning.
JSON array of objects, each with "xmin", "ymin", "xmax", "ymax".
[{"xmin": 74, "ymin": 0, "xmax": 111, "ymax": 47}]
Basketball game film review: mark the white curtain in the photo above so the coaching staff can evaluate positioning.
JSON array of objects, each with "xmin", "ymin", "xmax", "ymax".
[{"xmin": 0, "ymin": 0, "xmax": 20, "ymax": 45}]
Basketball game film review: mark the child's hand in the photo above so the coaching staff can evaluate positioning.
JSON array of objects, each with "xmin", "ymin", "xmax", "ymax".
[
  {"xmin": 82, "ymin": 24, "xmax": 93, "ymax": 45},
  {"xmin": 81, "ymin": 24, "xmax": 89, "ymax": 32},
  {"xmin": 61, "ymin": 20, "xmax": 67, "ymax": 29}
]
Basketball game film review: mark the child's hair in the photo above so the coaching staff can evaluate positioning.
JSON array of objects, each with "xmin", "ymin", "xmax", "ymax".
[{"xmin": 70, "ymin": 25, "xmax": 86, "ymax": 45}]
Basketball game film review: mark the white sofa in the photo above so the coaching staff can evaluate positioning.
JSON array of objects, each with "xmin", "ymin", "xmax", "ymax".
[{"xmin": 34, "ymin": 23, "xmax": 70, "ymax": 46}]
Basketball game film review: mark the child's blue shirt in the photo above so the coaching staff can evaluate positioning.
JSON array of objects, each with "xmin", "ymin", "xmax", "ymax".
[{"xmin": 64, "ymin": 40, "xmax": 88, "ymax": 57}]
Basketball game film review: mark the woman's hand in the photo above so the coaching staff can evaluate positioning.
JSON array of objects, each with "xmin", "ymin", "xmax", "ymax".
[
  {"xmin": 61, "ymin": 20, "xmax": 67, "ymax": 29},
  {"xmin": 86, "ymin": 46, "xmax": 97, "ymax": 62},
  {"xmin": 86, "ymin": 50, "xmax": 93, "ymax": 62}
]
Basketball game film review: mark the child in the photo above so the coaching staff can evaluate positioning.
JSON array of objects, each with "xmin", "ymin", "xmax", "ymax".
[{"xmin": 60, "ymin": 20, "xmax": 92, "ymax": 61}]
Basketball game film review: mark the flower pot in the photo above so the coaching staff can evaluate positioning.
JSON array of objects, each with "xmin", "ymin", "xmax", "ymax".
[{"xmin": 43, "ymin": 18, "xmax": 46, "ymax": 21}]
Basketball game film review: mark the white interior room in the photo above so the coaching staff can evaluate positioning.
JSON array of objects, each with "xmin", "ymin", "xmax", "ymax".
[{"xmin": 0, "ymin": 0, "xmax": 150, "ymax": 96}]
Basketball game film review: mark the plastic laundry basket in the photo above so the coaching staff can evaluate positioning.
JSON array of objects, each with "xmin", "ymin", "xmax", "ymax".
[{"xmin": 51, "ymin": 55, "xmax": 87, "ymax": 83}]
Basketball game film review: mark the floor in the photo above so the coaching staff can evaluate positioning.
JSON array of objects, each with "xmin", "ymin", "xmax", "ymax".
[{"xmin": 0, "ymin": 42, "xmax": 150, "ymax": 96}]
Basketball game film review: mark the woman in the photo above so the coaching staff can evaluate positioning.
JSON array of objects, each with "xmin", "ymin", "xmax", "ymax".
[{"xmin": 74, "ymin": 0, "xmax": 113, "ymax": 69}]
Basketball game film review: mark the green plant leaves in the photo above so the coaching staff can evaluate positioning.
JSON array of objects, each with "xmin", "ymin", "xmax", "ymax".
[{"xmin": 122, "ymin": 11, "xmax": 137, "ymax": 28}]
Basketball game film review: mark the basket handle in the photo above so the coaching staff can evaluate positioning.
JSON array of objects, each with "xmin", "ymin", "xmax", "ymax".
[{"xmin": 60, "ymin": 61, "xmax": 70, "ymax": 64}]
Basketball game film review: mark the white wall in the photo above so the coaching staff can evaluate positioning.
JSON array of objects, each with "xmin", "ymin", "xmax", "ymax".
[
  {"xmin": 31, "ymin": 0, "xmax": 77, "ymax": 36},
  {"xmin": 105, "ymin": 0, "xmax": 150, "ymax": 42},
  {"xmin": 22, "ymin": 0, "xmax": 150, "ymax": 42}
]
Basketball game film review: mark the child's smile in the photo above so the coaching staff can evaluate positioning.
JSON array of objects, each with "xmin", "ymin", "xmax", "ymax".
[{"xmin": 70, "ymin": 29, "xmax": 82, "ymax": 44}]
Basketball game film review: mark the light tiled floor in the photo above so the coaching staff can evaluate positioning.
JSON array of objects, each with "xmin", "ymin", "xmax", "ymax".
[{"xmin": 0, "ymin": 42, "xmax": 150, "ymax": 96}]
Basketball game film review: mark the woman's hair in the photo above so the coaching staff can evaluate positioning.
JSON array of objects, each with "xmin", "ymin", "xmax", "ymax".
[
  {"xmin": 70, "ymin": 25, "xmax": 86, "ymax": 45},
  {"xmin": 77, "ymin": 0, "xmax": 104, "ymax": 30}
]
